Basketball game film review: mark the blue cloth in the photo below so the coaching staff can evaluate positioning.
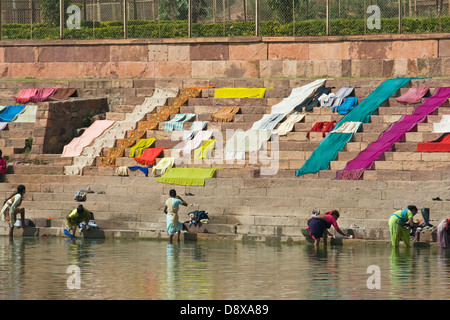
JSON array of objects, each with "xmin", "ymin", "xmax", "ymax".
[
  {"xmin": 0, "ymin": 105, "xmax": 26, "ymax": 122},
  {"xmin": 332, "ymin": 96, "xmax": 359, "ymax": 115},
  {"xmin": 128, "ymin": 166, "xmax": 153, "ymax": 177}
]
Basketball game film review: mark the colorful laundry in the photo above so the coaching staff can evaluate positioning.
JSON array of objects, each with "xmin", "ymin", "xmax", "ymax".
[
  {"xmin": 395, "ymin": 87, "xmax": 429, "ymax": 104},
  {"xmin": 332, "ymin": 96, "xmax": 359, "ymax": 115},
  {"xmin": 134, "ymin": 148, "xmax": 165, "ymax": 166},
  {"xmin": 14, "ymin": 89, "xmax": 38, "ymax": 103},
  {"xmin": 29, "ymin": 88, "xmax": 58, "ymax": 102},
  {"xmin": 99, "ymin": 87, "xmax": 211, "ymax": 167},
  {"xmin": 251, "ymin": 113, "xmax": 285, "ymax": 131},
  {"xmin": 61, "ymin": 120, "xmax": 115, "ymax": 157},
  {"xmin": 128, "ymin": 166, "xmax": 153, "ymax": 177},
  {"xmin": 417, "ymin": 132, "xmax": 450, "ymax": 152},
  {"xmin": 194, "ymin": 139, "xmax": 215, "ymax": 160},
  {"xmin": 48, "ymin": 88, "xmax": 77, "ymax": 100},
  {"xmin": 329, "ymin": 87, "xmax": 357, "ymax": 108},
  {"xmin": 13, "ymin": 105, "xmax": 37, "ymax": 123},
  {"xmin": 272, "ymin": 113, "xmax": 305, "ymax": 136},
  {"xmin": 164, "ymin": 113, "xmax": 196, "ymax": 131},
  {"xmin": 152, "ymin": 157, "xmax": 175, "ymax": 176},
  {"xmin": 174, "ymin": 130, "xmax": 214, "ymax": 156},
  {"xmin": 211, "ymin": 106, "xmax": 240, "ymax": 122},
  {"xmin": 183, "ymin": 121, "xmax": 208, "ymax": 140},
  {"xmin": 296, "ymin": 77, "xmax": 415, "ymax": 176},
  {"xmin": 0, "ymin": 105, "xmax": 26, "ymax": 122},
  {"xmin": 214, "ymin": 88, "xmax": 267, "ymax": 99},
  {"xmin": 306, "ymin": 121, "xmax": 336, "ymax": 138},
  {"xmin": 129, "ymin": 138, "xmax": 156, "ymax": 158},
  {"xmin": 156, "ymin": 168, "xmax": 216, "ymax": 186},
  {"xmin": 271, "ymin": 79, "xmax": 327, "ymax": 115},
  {"xmin": 65, "ymin": 88, "xmax": 178, "ymax": 175},
  {"xmin": 336, "ymin": 87, "xmax": 450, "ymax": 180},
  {"xmin": 294, "ymin": 87, "xmax": 333, "ymax": 112}
]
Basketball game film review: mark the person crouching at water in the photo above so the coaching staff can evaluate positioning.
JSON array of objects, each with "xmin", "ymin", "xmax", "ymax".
[
  {"xmin": 307, "ymin": 210, "xmax": 349, "ymax": 248},
  {"xmin": 163, "ymin": 189, "xmax": 187, "ymax": 244},
  {"xmin": 66, "ymin": 205, "xmax": 92, "ymax": 237},
  {"xmin": 1, "ymin": 184, "xmax": 26, "ymax": 238}
]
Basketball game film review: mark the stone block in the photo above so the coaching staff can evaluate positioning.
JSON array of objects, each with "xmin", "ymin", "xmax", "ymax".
[
  {"xmin": 392, "ymin": 40, "xmax": 438, "ymax": 59},
  {"xmin": 4, "ymin": 47, "xmax": 37, "ymax": 63},
  {"xmin": 190, "ymin": 44, "xmax": 229, "ymax": 61},
  {"xmin": 148, "ymin": 44, "xmax": 168, "ymax": 61},
  {"xmin": 268, "ymin": 43, "xmax": 308, "ymax": 60},
  {"xmin": 349, "ymin": 41, "xmax": 393, "ymax": 59},
  {"xmin": 168, "ymin": 44, "xmax": 190, "ymax": 61},
  {"xmin": 309, "ymin": 42, "xmax": 350, "ymax": 60},
  {"xmin": 229, "ymin": 43, "xmax": 267, "ymax": 60},
  {"xmin": 110, "ymin": 45, "xmax": 148, "ymax": 62},
  {"xmin": 154, "ymin": 61, "xmax": 191, "ymax": 78},
  {"xmin": 225, "ymin": 60, "xmax": 259, "ymax": 78}
]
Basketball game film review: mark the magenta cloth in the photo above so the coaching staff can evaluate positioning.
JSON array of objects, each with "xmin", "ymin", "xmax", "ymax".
[
  {"xmin": 0, "ymin": 157, "xmax": 6, "ymax": 175},
  {"xmin": 336, "ymin": 87, "xmax": 450, "ymax": 180},
  {"xmin": 14, "ymin": 89, "xmax": 38, "ymax": 103},
  {"xmin": 395, "ymin": 87, "xmax": 430, "ymax": 104},
  {"xmin": 29, "ymin": 88, "xmax": 58, "ymax": 102}
]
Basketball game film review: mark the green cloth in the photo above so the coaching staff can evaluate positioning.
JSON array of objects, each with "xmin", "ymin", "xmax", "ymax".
[
  {"xmin": 129, "ymin": 138, "xmax": 156, "ymax": 158},
  {"xmin": 296, "ymin": 77, "xmax": 414, "ymax": 176},
  {"xmin": 156, "ymin": 168, "xmax": 217, "ymax": 186},
  {"xmin": 214, "ymin": 88, "xmax": 267, "ymax": 99}
]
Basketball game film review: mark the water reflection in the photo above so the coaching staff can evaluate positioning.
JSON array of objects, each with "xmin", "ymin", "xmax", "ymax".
[{"xmin": 0, "ymin": 237, "xmax": 449, "ymax": 300}]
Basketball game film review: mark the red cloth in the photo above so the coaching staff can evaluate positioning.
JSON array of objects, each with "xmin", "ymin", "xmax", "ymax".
[
  {"xmin": 134, "ymin": 148, "xmax": 165, "ymax": 166},
  {"xmin": 14, "ymin": 88, "xmax": 38, "ymax": 103},
  {"xmin": 306, "ymin": 121, "xmax": 336, "ymax": 138},
  {"xmin": 29, "ymin": 88, "xmax": 58, "ymax": 102},
  {"xmin": 417, "ymin": 133, "xmax": 450, "ymax": 152}
]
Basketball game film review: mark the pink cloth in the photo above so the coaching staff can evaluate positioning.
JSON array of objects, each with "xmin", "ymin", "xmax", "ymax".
[
  {"xmin": 61, "ymin": 120, "xmax": 115, "ymax": 157},
  {"xmin": 337, "ymin": 87, "xmax": 450, "ymax": 180},
  {"xmin": 29, "ymin": 88, "xmax": 58, "ymax": 102},
  {"xmin": 14, "ymin": 89, "xmax": 38, "ymax": 103},
  {"xmin": 395, "ymin": 87, "xmax": 429, "ymax": 104},
  {"xmin": 0, "ymin": 157, "xmax": 6, "ymax": 175}
]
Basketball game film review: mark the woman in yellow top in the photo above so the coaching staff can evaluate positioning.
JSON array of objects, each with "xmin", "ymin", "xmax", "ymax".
[
  {"xmin": 388, "ymin": 205, "xmax": 419, "ymax": 247},
  {"xmin": 163, "ymin": 189, "xmax": 187, "ymax": 243},
  {"xmin": 1, "ymin": 185, "xmax": 26, "ymax": 238}
]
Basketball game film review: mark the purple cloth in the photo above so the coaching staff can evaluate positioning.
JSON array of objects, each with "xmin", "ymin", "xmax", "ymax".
[
  {"xmin": 437, "ymin": 219, "xmax": 449, "ymax": 249},
  {"xmin": 336, "ymin": 87, "xmax": 450, "ymax": 180},
  {"xmin": 396, "ymin": 87, "xmax": 430, "ymax": 104}
]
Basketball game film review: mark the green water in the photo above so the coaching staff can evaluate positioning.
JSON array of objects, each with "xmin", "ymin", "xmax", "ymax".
[{"xmin": 0, "ymin": 236, "xmax": 449, "ymax": 300}]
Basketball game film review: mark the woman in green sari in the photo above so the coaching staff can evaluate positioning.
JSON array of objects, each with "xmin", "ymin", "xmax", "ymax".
[{"xmin": 388, "ymin": 205, "xmax": 419, "ymax": 247}]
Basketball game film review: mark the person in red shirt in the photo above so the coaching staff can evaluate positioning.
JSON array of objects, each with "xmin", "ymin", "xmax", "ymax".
[{"xmin": 307, "ymin": 210, "xmax": 350, "ymax": 248}]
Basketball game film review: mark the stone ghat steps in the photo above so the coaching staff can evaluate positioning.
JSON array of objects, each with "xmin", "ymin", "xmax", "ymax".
[{"xmin": 1, "ymin": 175, "xmax": 449, "ymax": 241}]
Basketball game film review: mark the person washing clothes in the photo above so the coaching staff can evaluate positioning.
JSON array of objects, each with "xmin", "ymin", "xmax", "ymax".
[
  {"xmin": 307, "ymin": 210, "xmax": 349, "ymax": 249},
  {"xmin": 388, "ymin": 205, "xmax": 420, "ymax": 248},
  {"xmin": 163, "ymin": 189, "xmax": 187, "ymax": 244},
  {"xmin": 66, "ymin": 205, "xmax": 92, "ymax": 237}
]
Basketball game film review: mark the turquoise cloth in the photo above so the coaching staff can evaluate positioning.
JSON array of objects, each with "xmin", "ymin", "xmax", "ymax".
[{"xmin": 296, "ymin": 77, "xmax": 414, "ymax": 176}]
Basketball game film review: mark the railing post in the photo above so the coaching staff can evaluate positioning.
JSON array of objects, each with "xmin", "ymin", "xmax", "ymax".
[
  {"xmin": 60, "ymin": 0, "xmax": 64, "ymax": 40},
  {"xmin": 123, "ymin": 0, "xmax": 128, "ymax": 39},
  {"xmin": 398, "ymin": 0, "xmax": 402, "ymax": 34},
  {"xmin": 292, "ymin": 0, "xmax": 295, "ymax": 36},
  {"xmin": 188, "ymin": 0, "xmax": 192, "ymax": 38},
  {"xmin": 255, "ymin": 0, "xmax": 259, "ymax": 36},
  {"xmin": 326, "ymin": 0, "xmax": 330, "ymax": 36},
  {"xmin": 0, "ymin": 0, "xmax": 2, "ymax": 41}
]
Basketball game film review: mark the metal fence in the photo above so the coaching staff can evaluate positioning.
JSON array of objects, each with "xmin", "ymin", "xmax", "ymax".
[{"xmin": 0, "ymin": 0, "xmax": 449, "ymax": 40}]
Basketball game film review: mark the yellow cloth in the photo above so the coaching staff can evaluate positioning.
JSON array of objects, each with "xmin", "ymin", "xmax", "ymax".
[
  {"xmin": 129, "ymin": 138, "xmax": 156, "ymax": 158},
  {"xmin": 157, "ymin": 168, "xmax": 216, "ymax": 186},
  {"xmin": 152, "ymin": 157, "xmax": 175, "ymax": 175},
  {"xmin": 194, "ymin": 139, "xmax": 215, "ymax": 160},
  {"xmin": 213, "ymin": 88, "xmax": 268, "ymax": 99}
]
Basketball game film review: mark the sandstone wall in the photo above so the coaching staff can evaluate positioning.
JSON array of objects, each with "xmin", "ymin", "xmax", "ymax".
[{"xmin": 0, "ymin": 33, "xmax": 448, "ymax": 79}]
